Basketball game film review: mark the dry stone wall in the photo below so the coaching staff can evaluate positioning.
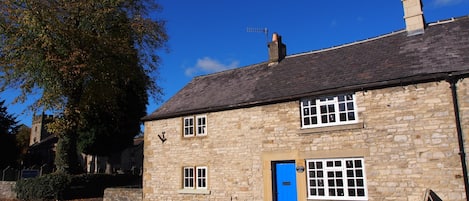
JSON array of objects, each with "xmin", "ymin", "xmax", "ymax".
[{"xmin": 0, "ymin": 181, "xmax": 16, "ymax": 200}]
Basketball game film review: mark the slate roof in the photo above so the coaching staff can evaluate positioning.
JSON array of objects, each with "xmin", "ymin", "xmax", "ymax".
[{"xmin": 143, "ymin": 16, "xmax": 469, "ymax": 121}]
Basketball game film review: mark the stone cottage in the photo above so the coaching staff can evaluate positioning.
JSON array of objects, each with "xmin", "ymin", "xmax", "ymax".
[{"xmin": 142, "ymin": 0, "xmax": 469, "ymax": 200}]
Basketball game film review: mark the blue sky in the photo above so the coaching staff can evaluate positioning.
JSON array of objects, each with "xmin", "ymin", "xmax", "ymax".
[{"xmin": 2, "ymin": 0, "xmax": 469, "ymax": 126}]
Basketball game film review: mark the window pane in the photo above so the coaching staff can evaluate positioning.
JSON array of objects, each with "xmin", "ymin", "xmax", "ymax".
[
  {"xmin": 338, "ymin": 95, "xmax": 345, "ymax": 101},
  {"xmin": 321, "ymin": 115, "xmax": 328, "ymax": 123},
  {"xmin": 328, "ymin": 179, "xmax": 335, "ymax": 187},
  {"xmin": 346, "ymin": 160, "xmax": 353, "ymax": 168},
  {"xmin": 304, "ymin": 108, "xmax": 309, "ymax": 115},
  {"xmin": 357, "ymin": 179, "xmax": 364, "ymax": 187},
  {"xmin": 349, "ymin": 189, "xmax": 356, "ymax": 196},
  {"xmin": 327, "ymin": 161, "xmax": 333, "ymax": 167},
  {"xmin": 318, "ymin": 188, "xmax": 325, "ymax": 196},
  {"xmin": 339, "ymin": 103, "xmax": 345, "ymax": 111},
  {"xmin": 357, "ymin": 189, "xmax": 365, "ymax": 196},
  {"xmin": 335, "ymin": 161, "xmax": 342, "ymax": 167},
  {"xmin": 311, "ymin": 189, "xmax": 317, "ymax": 195},
  {"xmin": 337, "ymin": 188, "xmax": 344, "ymax": 196},
  {"xmin": 348, "ymin": 112, "xmax": 355, "ymax": 120},
  {"xmin": 348, "ymin": 179, "xmax": 355, "ymax": 186},
  {"xmin": 355, "ymin": 160, "xmax": 362, "ymax": 168},
  {"xmin": 317, "ymin": 171, "xmax": 323, "ymax": 178},
  {"xmin": 340, "ymin": 113, "xmax": 346, "ymax": 121},
  {"xmin": 336, "ymin": 179, "xmax": 343, "ymax": 186},
  {"xmin": 312, "ymin": 117, "xmax": 317, "ymax": 124},
  {"xmin": 336, "ymin": 171, "xmax": 342, "ymax": 177},
  {"xmin": 356, "ymin": 170, "xmax": 363, "ymax": 177},
  {"xmin": 347, "ymin": 102, "xmax": 354, "ymax": 110},
  {"xmin": 311, "ymin": 180, "xmax": 316, "ymax": 186},
  {"xmin": 316, "ymin": 162, "xmax": 322, "ymax": 169},
  {"xmin": 320, "ymin": 105, "xmax": 327, "ymax": 113},
  {"xmin": 329, "ymin": 114, "xmax": 335, "ymax": 122},
  {"xmin": 328, "ymin": 104, "xmax": 335, "ymax": 112},
  {"xmin": 309, "ymin": 162, "xmax": 315, "ymax": 169},
  {"xmin": 304, "ymin": 118, "xmax": 310, "ymax": 125}
]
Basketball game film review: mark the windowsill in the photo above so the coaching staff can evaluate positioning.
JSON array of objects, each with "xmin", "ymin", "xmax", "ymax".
[
  {"xmin": 177, "ymin": 189, "xmax": 211, "ymax": 195},
  {"xmin": 298, "ymin": 122, "xmax": 364, "ymax": 134}
]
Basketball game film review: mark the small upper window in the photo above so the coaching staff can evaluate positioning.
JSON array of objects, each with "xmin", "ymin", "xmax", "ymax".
[
  {"xmin": 196, "ymin": 115, "xmax": 207, "ymax": 136},
  {"xmin": 183, "ymin": 117, "xmax": 194, "ymax": 137},
  {"xmin": 183, "ymin": 115, "xmax": 207, "ymax": 137},
  {"xmin": 301, "ymin": 94, "xmax": 358, "ymax": 128}
]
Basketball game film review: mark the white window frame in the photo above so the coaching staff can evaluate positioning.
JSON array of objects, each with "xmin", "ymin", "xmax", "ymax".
[
  {"xmin": 196, "ymin": 115, "xmax": 207, "ymax": 136},
  {"xmin": 196, "ymin": 166, "xmax": 208, "ymax": 189},
  {"xmin": 183, "ymin": 166, "xmax": 208, "ymax": 190},
  {"xmin": 183, "ymin": 167, "xmax": 195, "ymax": 189},
  {"xmin": 183, "ymin": 115, "xmax": 207, "ymax": 137},
  {"xmin": 183, "ymin": 117, "xmax": 194, "ymax": 137},
  {"xmin": 301, "ymin": 94, "xmax": 358, "ymax": 128},
  {"xmin": 306, "ymin": 157, "xmax": 368, "ymax": 200}
]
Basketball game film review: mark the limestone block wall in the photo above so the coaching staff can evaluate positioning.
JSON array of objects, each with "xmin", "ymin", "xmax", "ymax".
[
  {"xmin": 0, "ymin": 181, "xmax": 16, "ymax": 200},
  {"xmin": 103, "ymin": 188, "xmax": 142, "ymax": 201},
  {"xmin": 144, "ymin": 79, "xmax": 468, "ymax": 201}
]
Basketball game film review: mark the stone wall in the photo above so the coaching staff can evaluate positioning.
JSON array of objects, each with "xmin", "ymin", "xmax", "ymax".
[
  {"xmin": 103, "ymin": 188, "xmax": 142, "ymax": 201},
  {"xmin": 0, "ymin": 181, "xmax": 16, "ymax": 200},
  {"xmin": 143, "ymin": 79, "xmax": 469, "ymax": 201}
]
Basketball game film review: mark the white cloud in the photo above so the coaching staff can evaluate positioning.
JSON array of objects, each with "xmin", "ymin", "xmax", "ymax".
[
  {"xmin": 432, "ymin": 0, "xmax": 463, "ymax": 6},
  {"xmin": 185, "ymin": 57, "xmax": 239, "ymax": 76}
]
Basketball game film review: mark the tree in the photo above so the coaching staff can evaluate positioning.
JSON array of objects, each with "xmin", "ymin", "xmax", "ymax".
[
  {"xmin": 0, "ymin": 1, "xmax": 168, "ymax": 173},
  {"xmin": 16, "ymin": 125, "xmax": 31, "ymax": 165},
  {"xmin": 78, "ymin": 77, "xmax": 147, "ymax": 173},
  {"xmin": 0, "ymin": 100, "xmax": 19, "ymax": 168}
]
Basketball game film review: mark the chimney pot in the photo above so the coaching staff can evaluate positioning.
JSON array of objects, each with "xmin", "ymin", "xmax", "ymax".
[{"xmin": 272, "ymin": 32, "xmax": 279, "ymax": 42}]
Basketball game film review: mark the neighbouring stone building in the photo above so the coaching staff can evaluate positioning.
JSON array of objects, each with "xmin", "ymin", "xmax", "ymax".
[
  {"xmin": 142, "ymin": 1, "xmax": 469, "ymax": 200},
  {"xmin": 27, "ymin": 113, "xmax": 144, "ymax": 175}
]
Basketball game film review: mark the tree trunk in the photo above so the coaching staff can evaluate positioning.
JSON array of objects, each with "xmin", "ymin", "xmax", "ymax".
[
  {"xmin": 55, "ymin": 95, "xmax": 82, "ymax": 174},
  {"xmin": 105, "ymin": 157, "xmax": 113, "ymax": 174},
  {"xmin": 55, "ymin": 131, "xmax": 79, "ymax": 174}
]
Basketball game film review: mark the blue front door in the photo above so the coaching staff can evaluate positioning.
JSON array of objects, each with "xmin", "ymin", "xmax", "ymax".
[{"xmin": 275, "ymin": 162, "xmax": 298, "ymax": 201}]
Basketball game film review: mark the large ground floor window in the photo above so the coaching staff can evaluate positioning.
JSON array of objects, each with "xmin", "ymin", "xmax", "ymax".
[{"xmin": 306, "ymin": 157, "xmax": 368, "ymax": 200}]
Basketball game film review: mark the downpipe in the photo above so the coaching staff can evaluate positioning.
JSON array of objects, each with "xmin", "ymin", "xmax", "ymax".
[{"xmin": 448, "ymin": 77, "xmax": 469, "ymax": 201}]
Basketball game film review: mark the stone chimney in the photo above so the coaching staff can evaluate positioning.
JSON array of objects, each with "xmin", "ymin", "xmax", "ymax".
[
  {"xmin": 402, "ymin": 0, "xmax": 425, "ymax": 36},
  {"xmin": 268, "ymin": 33, "xmax": 286, "ymax": 64}
]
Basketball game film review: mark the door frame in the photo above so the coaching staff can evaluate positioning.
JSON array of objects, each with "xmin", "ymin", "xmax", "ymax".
[
  {"xmin": 262, "ymin": 151, "xmax": 306, "ymax": 201},
  {"xmin": 272, "ymin": 160, "xmax": 297, "ymax": 201}
]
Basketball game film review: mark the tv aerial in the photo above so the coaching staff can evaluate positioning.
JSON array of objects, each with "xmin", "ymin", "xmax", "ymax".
[{"xmin": 246, "ymin": 27, "xmax": 269, "ymax": 43}]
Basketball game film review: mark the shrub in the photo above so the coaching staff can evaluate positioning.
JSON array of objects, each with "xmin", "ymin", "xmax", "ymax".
[
  {"xmin": 64, "ymin": 174, "xmax": 142, "ymax": 199},
  {"xmin": 15, "ymin": 173, "xmax": 141, "ymax": 200},
  {"xmin": 15, "ymin": 172, "xmax": 72, "ymax": 200}
]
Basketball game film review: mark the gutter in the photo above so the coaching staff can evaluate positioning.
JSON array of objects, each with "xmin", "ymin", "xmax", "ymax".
[{"xmin": 447, "ymin": 76, "xmax": 469, "ymax": 201}]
